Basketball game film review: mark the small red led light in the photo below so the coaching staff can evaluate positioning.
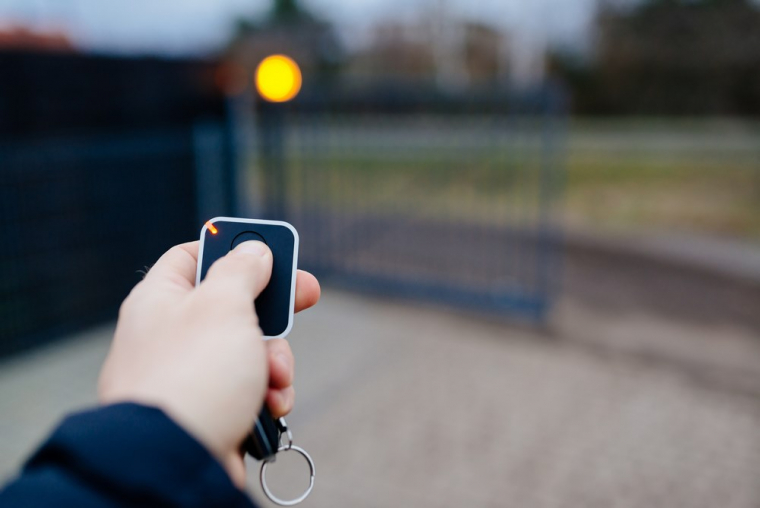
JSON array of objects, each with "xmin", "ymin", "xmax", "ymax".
[{"xmin": 205, "ymin": 221, "xmax": 218, "ymax": 235}]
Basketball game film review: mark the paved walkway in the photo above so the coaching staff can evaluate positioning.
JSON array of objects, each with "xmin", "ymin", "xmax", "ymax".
[{"xmin": 1, "ymin": 289, "xmax": 759, "ymax": 508}]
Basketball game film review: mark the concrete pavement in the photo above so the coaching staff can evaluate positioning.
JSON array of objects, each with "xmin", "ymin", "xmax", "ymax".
[{"xmin": 1, "ymin": 289, "xmax": 759, "ymax": 508}]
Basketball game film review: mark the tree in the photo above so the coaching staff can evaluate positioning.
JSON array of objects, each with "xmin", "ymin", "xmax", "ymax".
[
  {"xmin": 225, "ymin": 0, "xmax": 343, "ymax": 80},
  {"xmin": 550, "ymin": 0, "xmax": 760, "ymax": 115},
  {"xmin": 270, "ymin": 0, "xmax": 313, "ymax": 24}
]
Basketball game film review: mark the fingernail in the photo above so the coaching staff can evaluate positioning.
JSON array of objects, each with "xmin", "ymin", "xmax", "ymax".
[{"xmin": 235, "ymin": 240, "xmax": 268, "ymax": 257}]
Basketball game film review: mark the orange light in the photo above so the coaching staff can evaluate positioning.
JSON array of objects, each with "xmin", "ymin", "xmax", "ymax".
[{"xmin": 205, "ymin": 221, "xmax": 218, "ymax": 235}]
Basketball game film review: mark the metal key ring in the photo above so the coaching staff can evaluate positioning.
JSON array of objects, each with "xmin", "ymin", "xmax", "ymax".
[{"xmin": 260, "ymin": 445, "xmax": 315, "ymax": 506}]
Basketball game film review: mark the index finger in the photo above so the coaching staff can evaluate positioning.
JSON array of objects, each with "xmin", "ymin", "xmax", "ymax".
[{"xmin": 294, "ymin": 270, "xmax": 320, "ymax": 313}]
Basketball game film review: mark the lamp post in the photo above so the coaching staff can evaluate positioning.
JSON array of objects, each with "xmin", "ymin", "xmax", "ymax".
[{"xmin": 254, "ymin": 54, "xmax": 302, "ymax": 220}]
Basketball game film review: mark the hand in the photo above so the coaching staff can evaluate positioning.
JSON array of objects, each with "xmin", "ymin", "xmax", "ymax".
[{"xmin": 97, "ymin": 240, "xmax": 320, "ymax": 488}]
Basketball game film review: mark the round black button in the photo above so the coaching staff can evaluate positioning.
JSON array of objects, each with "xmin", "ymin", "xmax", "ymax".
[{"xmin": 231, "ymin": 231, "xmax": 267, "ymax": 251}]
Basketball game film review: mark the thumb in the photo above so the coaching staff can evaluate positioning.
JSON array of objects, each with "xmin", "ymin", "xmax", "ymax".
[{"xmin": 200, "ymin": 241, "xmax": 273, "ymax": 301}]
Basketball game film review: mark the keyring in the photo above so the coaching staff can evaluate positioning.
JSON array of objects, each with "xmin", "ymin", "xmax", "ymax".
[{"xmin": 260, "ymin": 445, "xmax": 315, "ymax": 506}]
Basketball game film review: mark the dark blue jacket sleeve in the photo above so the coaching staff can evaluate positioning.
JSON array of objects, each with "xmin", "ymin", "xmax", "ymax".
[{"xmin": 0, "ymin": 403, "xmax": 257, "ymax": 508}]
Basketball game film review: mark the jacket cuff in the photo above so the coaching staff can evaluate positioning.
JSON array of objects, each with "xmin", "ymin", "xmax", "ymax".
[{"xmin": 25, "ymin": 403, "xmax": 255, "ymax": 508}]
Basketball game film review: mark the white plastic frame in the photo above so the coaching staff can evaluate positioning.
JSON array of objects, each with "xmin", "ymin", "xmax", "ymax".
[{"xmin": 196, "ymin": 216, "xmax": 299, "ymax": 340}]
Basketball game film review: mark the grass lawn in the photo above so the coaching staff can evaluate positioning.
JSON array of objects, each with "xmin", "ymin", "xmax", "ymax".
[
  {"xmin": 565, "ymin": 118, "xmax": 760, "ymax": 239},
  {"xmin": 253, "ymin": 116, "xmax": 760, "ymax": 240}
]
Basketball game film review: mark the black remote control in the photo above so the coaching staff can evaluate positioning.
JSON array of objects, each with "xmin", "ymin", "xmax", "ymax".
[{"xmin": 196, "ymin": 217, "xmax": 299, "ymax": 459}]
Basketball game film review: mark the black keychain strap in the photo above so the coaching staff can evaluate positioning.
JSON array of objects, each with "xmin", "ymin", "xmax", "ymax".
[{"xmin": 242, "ymin": 406, "xmax": 280, "ymax": 460}]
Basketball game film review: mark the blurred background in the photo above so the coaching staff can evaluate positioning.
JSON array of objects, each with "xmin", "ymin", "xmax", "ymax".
[{"xmin": 1, "ymin": 0, "xmax": 759, "ymax": 506}]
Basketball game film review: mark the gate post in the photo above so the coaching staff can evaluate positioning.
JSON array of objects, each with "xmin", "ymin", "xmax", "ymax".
[{"xmin": 257, "ymin": 100, "xmax": 288, "ymax": 221}]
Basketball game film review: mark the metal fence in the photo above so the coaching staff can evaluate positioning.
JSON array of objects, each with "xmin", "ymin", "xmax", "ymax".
[
  {"xmin": 0, "ymin": 129, "xmax": 208, "ymax": 356},
  {"xmin": 0, "ymin": 83, "xmax": 566, "ymax": 356},
  {"xmin": 240, "ymin": 86, "xmax": 566, "ymax": 320},
  {"xmin": 0, "ymin": 52, "xmax": 231, "ymax": 357}
]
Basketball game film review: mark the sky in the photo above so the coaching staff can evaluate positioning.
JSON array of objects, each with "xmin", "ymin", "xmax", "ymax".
[{"xmin": 0, "ymin": 0, "xmax": 598, "ymax": 56}]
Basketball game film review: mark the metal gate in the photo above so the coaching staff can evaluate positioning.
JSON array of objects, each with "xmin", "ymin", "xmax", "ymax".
[
  {"xmin": 0, "ymin": 129, "xmax": 204, "ymax": 355},
  {"xmin": 238, "ymin": 86, "xmax": 566, "ymax": 320}
]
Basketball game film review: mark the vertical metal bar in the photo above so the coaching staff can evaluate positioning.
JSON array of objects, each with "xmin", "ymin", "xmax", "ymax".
[
  {"xmin": 535, "ymin": 81, "xmax": 568, "ymax": 319},
  {"xmin": 258, "ymin": 101, "xmax": 287, "ymax": 221},
  {"xmin": 192, "ymin": 121, "xmax": 225, "ymax": 226}
]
